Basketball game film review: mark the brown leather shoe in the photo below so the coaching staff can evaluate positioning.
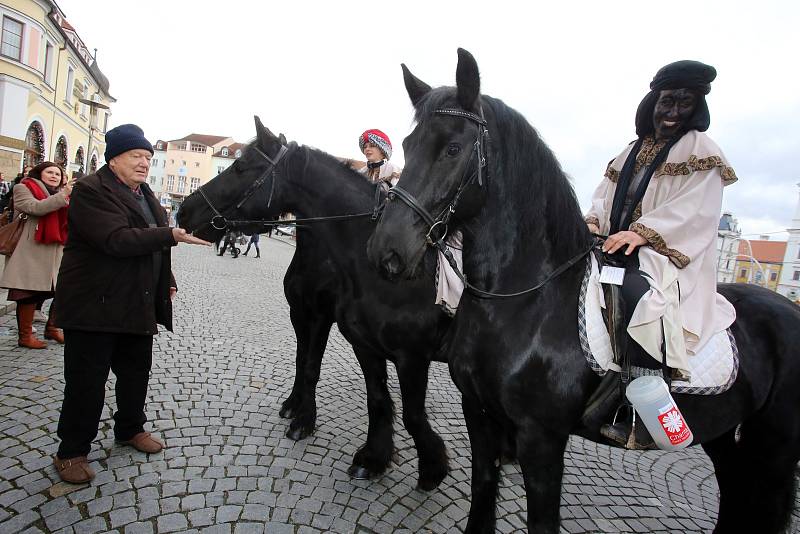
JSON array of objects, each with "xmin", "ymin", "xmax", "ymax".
[
  {"xmin": 118, "ymin": 432, "xmax": 164, "ymax": 453},
  {"xmin": 54, "ymin": 455, "xmax": 95, "ymax": 484}
]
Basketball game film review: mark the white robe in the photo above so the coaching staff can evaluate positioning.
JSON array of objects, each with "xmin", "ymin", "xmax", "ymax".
[{"xmin": 585, "ymin": 131, "xmax": 737, "ymax": 375}]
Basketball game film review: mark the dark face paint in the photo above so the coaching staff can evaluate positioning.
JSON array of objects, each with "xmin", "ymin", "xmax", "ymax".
[{"xmin": 652, "ymin": 89, "xmax": 697, "ymax": 140}]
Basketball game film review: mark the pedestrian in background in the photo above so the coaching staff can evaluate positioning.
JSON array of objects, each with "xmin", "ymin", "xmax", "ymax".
[
  {"xmin": 0, "ymin": 161, "xmax": 71, "ymax": 348},
  {"xmin": 243, "ymin": 232, "xmax": 260, "ymax": 258},
  {"xmin": 52, "ymin": 124, "xmax": 210, "ymax": 484}
]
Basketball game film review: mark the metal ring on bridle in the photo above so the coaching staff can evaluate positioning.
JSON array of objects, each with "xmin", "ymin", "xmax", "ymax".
[
  {"xmin": 426, "ymin": 220, "xmax": 448, "ymax": 245},
  {"xmin": 211, "ymin": 215, "xmax": 227, "ymax": 230}
]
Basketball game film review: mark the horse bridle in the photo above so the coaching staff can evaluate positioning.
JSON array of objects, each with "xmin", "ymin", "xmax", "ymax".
[
  {"xmin": 195, "ymin": 141, "xmax": 385, "ymax": 232},
  {"xmin": 389, "ymin": 107, "xmax": 489, "ymax": 246},
  {"xmin": 197, "ymin": 143, "xmax": 290, "ymax": 231},
  {"xmin": 388, "ymin": 106, "xmax": 595, "ymax": 299}
]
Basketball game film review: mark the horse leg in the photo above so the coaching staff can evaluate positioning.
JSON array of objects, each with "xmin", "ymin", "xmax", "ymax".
[
  {"xmin": 348, "ymin": 348, "xmax": 394, "ymax": 479},
  {"xmin": 281, "ymin": 309, "xmax": 332, "ymax": 441},
  {"xmin": 395, "ymin": 358, "xmax": 448, "ymax": 491},
  {"xmin": 463, "ymin": 398, "xmax": 503, "ymax": 534},
  {"xmin": 515, "ymin": 421, "xmax": 568, "ymax": 534},
  {"xmin": 702, "ymin": 428, "xmax": 746, "ymax": 533},
  {"xmin": 732, "ymin": 414, "xmax": 800, "ymax": 534}
]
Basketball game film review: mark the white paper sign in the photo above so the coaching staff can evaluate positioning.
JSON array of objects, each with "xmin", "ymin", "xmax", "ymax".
[{"xmin": 599, "ymin": 266, "xmax": 626, "ymax": 286}]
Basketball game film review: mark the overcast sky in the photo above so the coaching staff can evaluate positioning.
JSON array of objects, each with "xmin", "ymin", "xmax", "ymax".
[{"xmin": 57, "ymin": 0, "xmax": 800, "ymax": 238}]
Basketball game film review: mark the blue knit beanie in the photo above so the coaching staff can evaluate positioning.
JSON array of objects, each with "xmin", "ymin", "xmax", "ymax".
[{"xmin": 104, "ymin": 124, "xmax": 153, "ymax": 162}]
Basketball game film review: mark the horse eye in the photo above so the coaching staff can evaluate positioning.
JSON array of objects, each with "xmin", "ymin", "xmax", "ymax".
[{"xmin": 446, "ymin": 143, "xmax": 461, "ymax": 157}]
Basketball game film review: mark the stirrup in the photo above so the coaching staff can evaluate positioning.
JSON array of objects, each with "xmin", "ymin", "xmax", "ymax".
[{"xmin": 600, "ymin": 404, "xmax": 656, "ymax": 450}]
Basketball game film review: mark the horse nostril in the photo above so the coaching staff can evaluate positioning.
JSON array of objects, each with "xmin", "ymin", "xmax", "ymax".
[{"xmin": 382, "ymin": 251, "xmax": 405, "ymax": 277}]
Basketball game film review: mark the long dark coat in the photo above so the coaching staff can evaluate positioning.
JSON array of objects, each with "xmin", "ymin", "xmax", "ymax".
[{"xmin": 54, "ymin": 165, "xmax": 177, "ymax": 335}]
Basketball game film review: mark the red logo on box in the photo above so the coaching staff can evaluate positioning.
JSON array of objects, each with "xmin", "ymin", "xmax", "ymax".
[{"xmin": 658, "ymin": 407, "xmax": 692, "ymax": 445}]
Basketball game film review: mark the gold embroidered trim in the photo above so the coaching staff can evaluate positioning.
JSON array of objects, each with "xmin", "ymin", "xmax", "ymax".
[
  {"xmin": 630, "ymin": 222, "xmax": 690, "ymax": 269},
  {"xmin": 631, "ymin": 202, "xmax": 642, "ymax": 224},
  {"xmin": 604, "ymin": 164, "xmax": 619, "ymax": 183},
  {"xmin": 603, "ymin": 136, "xmax": 738, "ymax": 185},
  {"xmin": 657, "ymin": 154, "xmax": 738, "ymax": 184},
  {"xmin": 584, "ymin": 216, "xmax": 600, "ymax": 226}
]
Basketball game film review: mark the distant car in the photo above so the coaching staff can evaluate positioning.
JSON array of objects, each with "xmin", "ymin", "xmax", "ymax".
[{"xmin": 275, "ymin": 225, "xmax": 296, "ymax": 237}]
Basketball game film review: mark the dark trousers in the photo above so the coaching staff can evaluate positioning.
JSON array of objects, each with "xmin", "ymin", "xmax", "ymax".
[
  {"xmin": 619, "ymin": 254, "xmax": 662, "ymax": 371},
  {"xmin": 56, "ymin": 330, "xmax": 153, "ymax": 459}
]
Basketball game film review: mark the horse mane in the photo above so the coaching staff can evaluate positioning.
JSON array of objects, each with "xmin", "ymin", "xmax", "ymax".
[{"xmin": 415, "ymin": 88, "xmax": 591, "ymax": 257}]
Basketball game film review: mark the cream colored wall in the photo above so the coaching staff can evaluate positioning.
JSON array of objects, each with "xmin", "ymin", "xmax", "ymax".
[{"xmin": 1, "ymin": 0, "xmax": 111, "ymax": 176}]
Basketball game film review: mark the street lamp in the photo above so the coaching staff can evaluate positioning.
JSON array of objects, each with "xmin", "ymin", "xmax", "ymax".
[
  {"xmin": 78, "ymin": 97, "xmax": 109, "ymax": 174},
  {"xmin": 740, "ymin": 239, "xmax": 767, "ymax": 287}
]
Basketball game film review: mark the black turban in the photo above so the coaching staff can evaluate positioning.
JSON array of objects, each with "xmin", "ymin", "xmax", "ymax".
[{"xmin": 635, "ymin": 60, "xmax": 717, "ymax": 137}]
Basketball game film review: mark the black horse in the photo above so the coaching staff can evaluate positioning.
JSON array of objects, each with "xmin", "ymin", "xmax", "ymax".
[
  {"xmin": 177, "ymin": 117, "xmax": 451, "ymax": 489},
  {"xmin": 367, "ymin": 49, "xmax": 800, "ymax": 533}
]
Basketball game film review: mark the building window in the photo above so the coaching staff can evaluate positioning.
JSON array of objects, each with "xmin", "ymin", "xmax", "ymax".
[
  {"xmin": 755, "ymin": 271, "xmax": 763, "ymax": 283},
  {"xmin": 797, "ymin": 248, "xmax": 800, "ymax": 260},
  {"xmin": 740, "ymin": 269, "xmax": 747, "ymax": 278},
  {"xmin": 65, "ymin": 66, "xmax": 75, "ymax": 103},
  {"xmin": 54, "ymin": 136, "xmax": 68, "ymax": 169},
  {"xmin": 235, "ymin": 149, "xmax": 242, "ymax": 158},
  {"xmin": 149, "ymin": 176, "xmax": 156, "ymax": 185},
  {"xmin": 80, "ymin": 81, "xmax": 89, "ymax": 117},
  {"xmin": 217, "ymin": 166, "xmax": 225, "ymax": 174},
  {"xmin": 24, "ymin": 122, "xmax": 45, "ymax": 167},
  {"xmin": 170, "ymin": 159, "xmax": 174, "ymax": 164},
  {"xmin": 1, "ymin": 16, "xmax": 23, "ymax": 61},
  {"xmin": 194, "ymin": 162, "xmax": 200, "ymax": 167},
  {"xmin": 90, "ymin": 154, "xmax": 98, "ymax": 172},
  {"xmin": 152, "ymin": 158, "xmax": 158, "ymax": 167},
  {"xmin": 794, "ymin": 271, "xmax": 800, "ymax": 281},
  {"xmin": 157, "ymin": 142, "xmax": 164, "ymax": 150},
  {"xmin": 770, "ymin": 272, "xmax": 777, "ymax": 282},
  {"xmin": 172, "ymin": 142, "xmax": 186, "ymax": 151},
  {"xmin": 72, "ymin": 78, "xmax": 83, "ymax": 111},
  {"xmin": 44, "ymin": 43, "xmax": 54, "ymax": 84},
  {"xmin": 74, "ymin": 146, "xmax": 84, "ymax": 174},
  {"xmin": 166, "ymin": 175, "xmax": 175, "ymax": 191},
  {"xmin": 177, "ymin": 176, "xmax": 186, "ymax": 193},
  {"xmin": 190, "ymin": 177, "xmax": 200, "ymax": 192},
  {"xmin": 725, "ymin": 259, "xmax": 730, "ymax": 269},
  {"xmin": 190, "ymin": 143, "xmax": 205, "ymax": 153},
  {"xmin": 222, "ymin": 148, "xmax": 229, "ymax": 156}
]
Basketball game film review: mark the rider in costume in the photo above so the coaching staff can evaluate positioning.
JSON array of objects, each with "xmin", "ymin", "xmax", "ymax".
[{"xmin": 584, "ymin": 60, "xmax": 737, "ymax": 445}]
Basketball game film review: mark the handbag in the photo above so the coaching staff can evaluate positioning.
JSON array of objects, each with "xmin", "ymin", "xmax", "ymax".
[{"xmin": 0, "ymin": 212, "xmax": 27, "ymax": 256}]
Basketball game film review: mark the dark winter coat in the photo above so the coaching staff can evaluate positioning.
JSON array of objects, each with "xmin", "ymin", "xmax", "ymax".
[{"xmin": 54, "ymin": 165, "xmax": 177, "ymax": 335}]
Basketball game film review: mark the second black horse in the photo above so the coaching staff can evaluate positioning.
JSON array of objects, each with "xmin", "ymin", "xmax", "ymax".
[{"xmin": 178, "ymin": 117, "xmax": 451, "ymax": 489}]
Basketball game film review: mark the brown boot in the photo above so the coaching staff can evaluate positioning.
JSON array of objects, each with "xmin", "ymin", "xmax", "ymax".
[
  {"xmin": 44, "ymin": 315, "xmax": 64, "ymax": 345},
  {"xmin": 17, "ymin": 303, "xmax": 47, "ymax": 349}
]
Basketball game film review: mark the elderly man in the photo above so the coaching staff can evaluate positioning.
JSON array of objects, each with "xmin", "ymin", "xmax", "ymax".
[
  {"xmin": 584, "ymin": 61, "xmax": 737, "ymax": 448},
  {"xmin": 52, "ymin": 124, "xmax": 209, "ymax": 483}
]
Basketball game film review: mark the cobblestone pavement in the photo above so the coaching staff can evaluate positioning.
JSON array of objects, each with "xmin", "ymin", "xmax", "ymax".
[{"xmin": 1, "ymin": 238, "xmax": 798, "ymax": 534}]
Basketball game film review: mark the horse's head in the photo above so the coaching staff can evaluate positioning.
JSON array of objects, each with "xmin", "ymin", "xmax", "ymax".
[
  {"xmin": 177, "ymin": 116, "xmax": 289, "ymax": 241},
  {"xmin": 368, "ymin": 48, "xmax": 488, "ymax": 280}
]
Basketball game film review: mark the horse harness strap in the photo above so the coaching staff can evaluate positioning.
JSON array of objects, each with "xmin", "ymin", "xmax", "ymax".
[
  {"xmin": 388, "ymin": 106, "xmax": 489, "ymax": 245},
  {"xmin": 197, "ymin": 143, "xmax": 385, "ymax": 231}
]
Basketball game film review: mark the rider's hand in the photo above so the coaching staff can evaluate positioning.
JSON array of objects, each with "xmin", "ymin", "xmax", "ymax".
[
  {"xmin": 602, "ymin": 230, "xmax": 647, "ymax": 255},
  {"xmin": 172, "ymin": 228, "xmax": 211, "ymax": 246}
]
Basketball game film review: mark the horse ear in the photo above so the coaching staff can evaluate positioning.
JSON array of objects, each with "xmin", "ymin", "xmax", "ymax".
[
  {"xmin": 254, "ymin": 115, "xmax": 276, "ymax": 147},
  {"xmin": 278, "ymin": 133, "xmax": 287, "ymax": 145},
  {"xmin": 402, "ymin": 64, "xmax": 432, "ymax": 106},
  {"xmin": 455, "ymin": 48, "xmax": 480, "ymax": 111}
]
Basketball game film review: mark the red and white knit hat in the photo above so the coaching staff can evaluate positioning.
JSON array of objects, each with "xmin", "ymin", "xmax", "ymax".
[{"xmin": 358, "ymin": 129, "xmax": 392, "ymax": 160}]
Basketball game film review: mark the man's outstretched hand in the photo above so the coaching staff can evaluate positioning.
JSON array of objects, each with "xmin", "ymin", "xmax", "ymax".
[{"xmin": 172, "ymin": 228, "xmax": 212, "ymax": 246}]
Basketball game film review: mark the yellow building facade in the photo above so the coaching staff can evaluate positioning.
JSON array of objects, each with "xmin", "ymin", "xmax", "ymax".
[{"xmin": 0, "ymin": 0, "xmax": 114, "ymax": 180}]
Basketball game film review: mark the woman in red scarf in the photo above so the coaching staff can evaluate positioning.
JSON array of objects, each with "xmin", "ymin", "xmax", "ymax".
[{"xmin": 1, "ymin": 161, "xmax": 71, "ymax": 348}]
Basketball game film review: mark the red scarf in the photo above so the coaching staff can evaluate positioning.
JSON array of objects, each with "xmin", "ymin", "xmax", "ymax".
[{"xmin": 22, "ymin": 178, "xmax": 68, "ymax": 245}]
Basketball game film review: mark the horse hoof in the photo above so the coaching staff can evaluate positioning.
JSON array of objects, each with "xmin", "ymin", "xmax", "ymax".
[
  {"xmin": 347, "ymin": 465, "xmax": 373, "ymax": 480},
  {"xmin": 279, "ymin": 406, "xmax": 296, "ymax": 419},
  {"xmin": 286, "ymin": 425, "xmax": 313, "ymax": 441}
]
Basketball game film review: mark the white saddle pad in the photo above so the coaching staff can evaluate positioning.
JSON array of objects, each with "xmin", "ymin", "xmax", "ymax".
[{"xmin": 578, "ymin": 255, "xmax": 738, "ymax": 395}]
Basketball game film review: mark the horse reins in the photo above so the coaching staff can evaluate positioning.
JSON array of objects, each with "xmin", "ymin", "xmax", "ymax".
[
  {"xmin": 196, "ymin": 142, "xmax": 384, "ymax": 232},
  {"xmin": 390, "ymin": 106, "xmax": 595, "ymax": 299}
]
